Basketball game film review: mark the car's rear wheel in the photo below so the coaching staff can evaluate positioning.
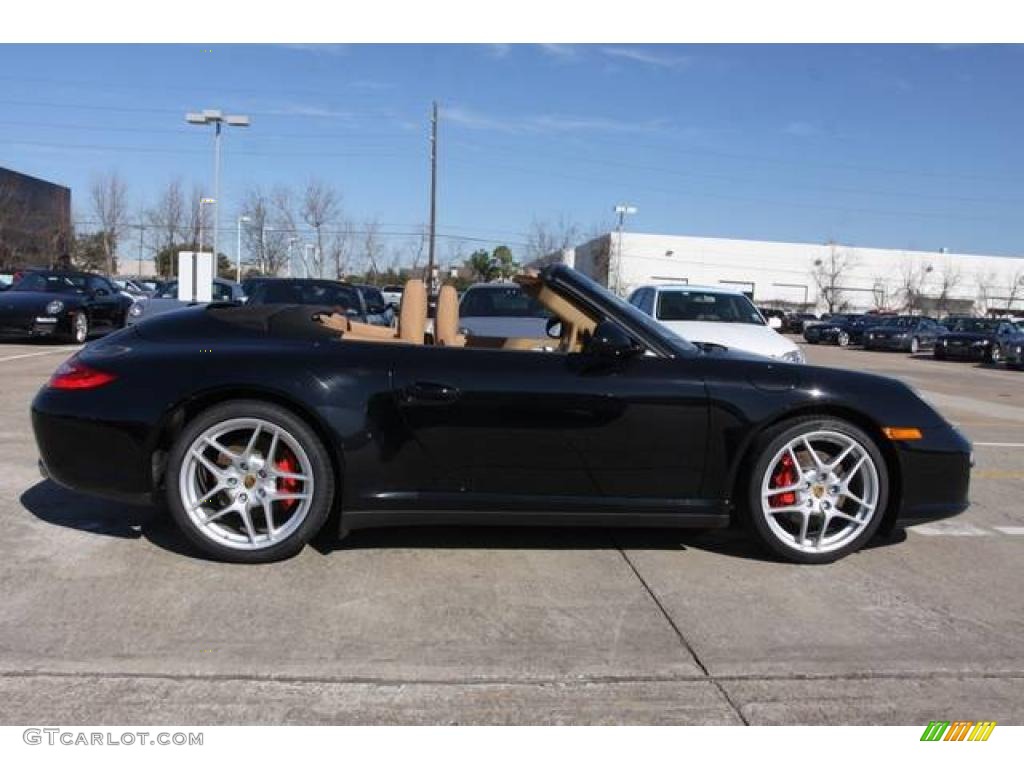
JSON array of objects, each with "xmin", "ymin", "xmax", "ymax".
[
  {"xmin": 746, "ymin": 417, "xmax": 889, "ymax": 564},
  {"xmin": 166, "ymin": 400, "xmax": 335, "ymax": 563}
]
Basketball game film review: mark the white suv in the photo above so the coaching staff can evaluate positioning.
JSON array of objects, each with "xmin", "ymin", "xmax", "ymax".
[{"xmin": 627, "ymin": 284, "xmax": 805, "ymax": 363}]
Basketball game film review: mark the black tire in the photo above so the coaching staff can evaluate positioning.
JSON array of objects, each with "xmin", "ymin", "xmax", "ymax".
[
  {"xmin": 166, "ymin": 400, "xmax": 335, "ymax": 563},
  {"xmin": 934, "ymin": 347, "xmax": 946, "ymax": 360},
  {"xmin": 744, "ymin": 416, "xmax": 889, "ymax": 564}
]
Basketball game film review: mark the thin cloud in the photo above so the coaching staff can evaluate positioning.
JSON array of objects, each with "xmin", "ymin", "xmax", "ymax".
[
  {"xmin": 538, "ymin": 44, "xmax": 577, "ymax": 59},
  {"xmin": 602, "ymin": 46, "xmax": 691, "ymax": 71},
  {"xmin": 484, "ymin": 44, "xmax": 511, "ymax": 59},
  {"xmin": 784, "ymin": 121, "xmax": 819, "ymax": 138},
  {"xmin": 263, "ymin": 103, "xmax": 355, "ymax": 120},
  {"xmin": 278, "ymin": 44, "xmax": 348, "ymax": 56},
  {"xmin": 444, "ymin": 105, "xmax": 668, "ymax": 135}
]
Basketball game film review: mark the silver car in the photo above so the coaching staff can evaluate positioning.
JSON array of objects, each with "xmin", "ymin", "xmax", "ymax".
[
  {"xmin": 127, "ymin": 278, "xmax": 244, "ymax": 326},
  {"xmin": 458, "ymin": 283, "xmax": 552, "ymax": 340}
]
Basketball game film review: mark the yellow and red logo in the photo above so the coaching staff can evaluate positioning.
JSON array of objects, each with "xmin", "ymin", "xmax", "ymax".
[{"xmin": 920, "ymin": 721, "xmax": 996, "ymax": 741}]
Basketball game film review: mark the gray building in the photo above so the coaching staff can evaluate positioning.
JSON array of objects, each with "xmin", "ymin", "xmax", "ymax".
[{"xmin": 0, "ymin": 167, "xmax": 72, "ymax": 271}]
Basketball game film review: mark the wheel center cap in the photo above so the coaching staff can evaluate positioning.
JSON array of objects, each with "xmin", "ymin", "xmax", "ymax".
[
  {"xmin": 811, "ymin": 484, "xmax": 825, "ymax": 499},
  {"xmin": 243, "ymin": 474, "xmax": 256, "ymax": 489}
]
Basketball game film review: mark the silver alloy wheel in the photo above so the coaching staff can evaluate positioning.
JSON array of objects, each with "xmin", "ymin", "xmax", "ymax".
[
  {"xmin": 74, "ymin": 313, "xmax": 88, "ymax": 343},
  {"xmin": 178, "ymin": 417, "xmax": 315, "ymax": 551},
  {"xmin": 991, "ymin": 345, "xmax": 1001, "ymax": 363},
  {"xmin": 760, "ymin": 429, "xmax": 881, "ymax": 555},
  {"xmin": 909, "ymin": 337, "xmax": 919, "ymax": 354},
  {"xmin": 837, "ymin": 331, "xmax": 849, "ymax": 347}
]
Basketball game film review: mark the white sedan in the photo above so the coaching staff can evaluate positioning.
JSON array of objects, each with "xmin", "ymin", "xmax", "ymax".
[{"xmin": 627, "ymin": 284, "xmax": 805, "ymax": 363}]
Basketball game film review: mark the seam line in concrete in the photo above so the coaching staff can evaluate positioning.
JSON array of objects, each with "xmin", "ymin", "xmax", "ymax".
[{"xmin": 611, "ymin": 536, "xmax": 750, "ymax": 725}]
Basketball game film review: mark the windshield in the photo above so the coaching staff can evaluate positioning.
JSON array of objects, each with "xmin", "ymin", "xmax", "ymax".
[
  {"xmin": 360, "ymin": 287, "xmax": 388, "ymax": 314},
  {"xmin": 461, "ymin": 285, "xmax": 552, "ymax": 318},
  {"xmin": 950, "ymin": 318, "xmax": 999, "ymax": 333},
  {"xmin": 656, "ymin": 290, "xmax": 764, "ymax": 325},
  {"xmin": 881, "ymin": 316, "xmax": 916, "ymax": 329},
  {"xmin": 254, "ymin": 281, "xmax": 359, "ymax": 309},
  {"xmin": 153, "ymin": 281, "xmax": 235, "ymax": 301},
  {"xmin": 12, "ymin": 273, "xmax": 87, "ymax": 294},
  {"xmin": 553, "ymin": 268, "xmax": 698, "ymax": 356}
]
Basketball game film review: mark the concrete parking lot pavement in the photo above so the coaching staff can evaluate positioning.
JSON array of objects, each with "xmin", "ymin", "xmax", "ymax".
[{"xmin": 0, "ymin": 341, "xmax": 1021, "ymax": 724}]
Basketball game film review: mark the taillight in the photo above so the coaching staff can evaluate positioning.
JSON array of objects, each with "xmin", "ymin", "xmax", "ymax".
[{"xmin": 48, "ymin": 356, "xmax": 117, "ymax": 390}]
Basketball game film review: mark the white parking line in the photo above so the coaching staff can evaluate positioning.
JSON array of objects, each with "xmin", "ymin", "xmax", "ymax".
[
  {"xmin": 973, "ymin": 442, "xmax": 1024, "ymax": 448},
  {"xmin": 0, "ymin": 347, "xmax": 78, "ymax": 363},
  {"xmin": 911, "ymin": 521, "xmax": 992, "ymax": 536},
  {"xmin": 992, "ymin": 526, "xmax": 1024, "ymax": 535}
]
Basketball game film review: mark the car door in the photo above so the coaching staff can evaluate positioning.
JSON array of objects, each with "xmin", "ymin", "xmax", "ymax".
[
  {"xmin": 390, "ymin": 342, "xmax": 708, "ymax": 509},
  {"xmin": 85, "ymin": 276, "xmax": 118, "ymax": 329}
]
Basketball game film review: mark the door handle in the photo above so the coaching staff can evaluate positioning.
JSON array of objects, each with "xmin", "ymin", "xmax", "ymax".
[{"xmin": 400, "ymin": 381, "xmax": 461, "ymax": 405}]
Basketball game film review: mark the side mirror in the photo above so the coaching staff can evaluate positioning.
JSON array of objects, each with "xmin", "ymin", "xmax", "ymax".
[
  {"xmin": 584, "ymin": 319, "xmax": 644, "ymax": 360},
  {"xmin": 94, "ymin": 288, "xmax": 108, "ymax": 297},
  {"xmin": 545, "ymin": 316, "xmax": 562, "ymax": 339}
]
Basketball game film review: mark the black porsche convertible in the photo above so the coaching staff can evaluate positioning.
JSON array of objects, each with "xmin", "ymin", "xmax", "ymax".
[
  {"xmin": 31, "ymin": 265, "xmax": 971, "ymax": 564},
  {"xmin": 0, "ymin": 270, "xmax": 132, "ymax": 343}
]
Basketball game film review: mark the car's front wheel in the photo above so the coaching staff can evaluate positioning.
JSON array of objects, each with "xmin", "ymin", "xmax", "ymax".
[
  {"xmin": 166, "ymin": 400, "xmax": 335, "ymax": 563},
  {"xmin": 909, "ymin": 336, "xmax": 920, "ymax": 354},
  {"xmin": 837, "ymin": 331, "xmax": 850, "ymax": 347},
  {"xmin": 68, "ymin": 312, "xmax": 89, "ymax": 344},
  {"xmin": 746, "ymin": 417, "xmax": 889, "ymax": 564},
  {"xmin": 987, "ymin": 345, "xmax": 1002, "ymax": 364}
]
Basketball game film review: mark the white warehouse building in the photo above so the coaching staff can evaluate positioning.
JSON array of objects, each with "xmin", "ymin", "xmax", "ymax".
[{"xmin": 564, "ymin": 232, "xmax": 1024, "ymax": 316}]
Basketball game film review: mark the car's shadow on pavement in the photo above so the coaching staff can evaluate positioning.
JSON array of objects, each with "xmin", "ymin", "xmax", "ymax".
[
  {"xmin": 21, "ymin": 479, "xmax": 907, "ymax": 564},
  {"xmin": 20, "ymin": 480, "xmax": 211, "ymax": 560}
]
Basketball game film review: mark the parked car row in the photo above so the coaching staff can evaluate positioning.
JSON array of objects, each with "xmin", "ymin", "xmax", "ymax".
[
  {"xmin": 797, "ymin": 310, "xmax": 1024, "ymax": 368},
  {"xmin": 0, "ymin": 269, "xmax": 406, "ymax": 344}
]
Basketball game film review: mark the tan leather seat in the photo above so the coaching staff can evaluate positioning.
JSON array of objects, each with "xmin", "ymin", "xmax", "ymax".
[
  {"xmin": 323, "ymin": 277, "xmax": 428, "ymax": 345},
  {"xmin": 434, "ymin": 284, "xmax": 465, "ymax": 347}
]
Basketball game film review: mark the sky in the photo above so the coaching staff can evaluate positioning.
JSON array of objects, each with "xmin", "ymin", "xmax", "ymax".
[{"xmin": 1, "ymin": 43, "xmax": 1022, "ymax": 263}]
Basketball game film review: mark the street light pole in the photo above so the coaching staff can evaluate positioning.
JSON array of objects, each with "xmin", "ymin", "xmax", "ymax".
[
  {"xmin": 236, "ymin": 215, "xmax": 250, "ymax": 282},
  {"xmin": 426, "ymin": 101, "xmax": 438, "ymax": 294},
  {"xmin": 612, "ymin": 204, "xmax": 637, "ymax": 296},
  {"xmin": 186, "ymin": 109, "xmax": 250, "ymax": 270}
]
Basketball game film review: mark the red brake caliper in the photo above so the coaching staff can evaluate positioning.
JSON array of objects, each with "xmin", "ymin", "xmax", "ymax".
[
  {"xmin": 275, "ymin": 453, "xmax": 300, "ymax": 512},
  {"xmin": 769, "ymin": 454, "xmax": 798, "ymax": 508}
]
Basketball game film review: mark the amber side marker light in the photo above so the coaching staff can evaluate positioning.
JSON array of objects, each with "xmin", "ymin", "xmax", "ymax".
[
  {"xmin": 48, "ymin": 356, "xmax": 117, "ymax": 390},
  {"xmin": 883, "ymin": 427, "xmax": 923, "ymax": 441}
]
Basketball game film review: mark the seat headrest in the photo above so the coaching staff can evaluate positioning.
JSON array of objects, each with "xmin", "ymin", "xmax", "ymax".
[
  {"xmin": 398, "ymin": 278, "xmax": 427, "ymax": 343},
  {"xmin": 435, "ymin": 284, "xmax": 461, "ymax": 346}
]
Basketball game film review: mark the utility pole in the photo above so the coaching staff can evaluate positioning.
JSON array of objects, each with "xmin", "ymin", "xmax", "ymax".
[
  {"xmin": 426, "ymin": 101, "xmax": 438, "ymax": 294},
  {"xmin": 612, "ymin": 204, "xmax": 637, "ymax": 296},
  {"xmin": 137, "ymin": 222, "xmax": 145, "ymax": 278}
]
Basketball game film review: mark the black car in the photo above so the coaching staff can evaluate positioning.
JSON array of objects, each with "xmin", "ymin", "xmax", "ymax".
[
  {"xmin": 244, "ymin": 278, "xmax": 369, "ymax": 321},
  {"xmin": 0, "ymin": 270, "xmax": 132, "ymax": 343},
  {"xmin": 935, "ymin": 318, "xmax": 1024, "ymax": 364},
  {"xmin": 784, "ymin": 312, "xmax": 819, "ymax": 334},
  {"xmin": 802, "ymin": 314, "xmax": 877, "ymax": 347},
  {"xmin": 32, "ymin": 264, "xmax": 971, "ymax": 565},
  {"xmin": 353, "ymin": 284, "xmax": 394, "ymax": 327},
  {"xmin": 862, "ymin": 316, "xmax": 945, "ymax": 353}
]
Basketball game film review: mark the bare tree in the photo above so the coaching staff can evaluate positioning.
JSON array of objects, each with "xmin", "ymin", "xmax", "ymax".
[
  {"xmin": 975, "ymin": 270, "xmax": 998, "ymax": 316},
  {"xmin": 239, "ymin": 185, "xmax": 294, "ymax": 275},
  {"xmin": 89, "ymin": 171, "xmax": 128, "ymax": 275},
  {"xmin": 1003, "ymin": 267, "xmax": 1024, "ymax": 312},
  {"xmin": 870, "ymin": 277, "xmax": 893, "ymax": 311},
  {"xmin": 933, "ymin": 258, "xmax": 963, "ymax": 315},
  {"xmin": 147, "ymin": 178, "xmax": 187, "ymax": 256},
  {"xmin": 897, "ymin": 257, "xmax": 934, "ymax": 314},
  {"xmin": 525, "ymin": 215, "xmax": 580, "ymax": 265},
  {"xmin": 811, "ymin": 242, "xmax": 857, "ymax": 313},
  {"xmin": 361, "ymin": 218, "xmax": 385, "ymax": 279},
  {"xmin": 300, "ymin": 179, "xmax": 341, "ymax": 278},
  {"xmin": 325, "ymin": 218, "xmax": 355, "ymax": 279}
]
